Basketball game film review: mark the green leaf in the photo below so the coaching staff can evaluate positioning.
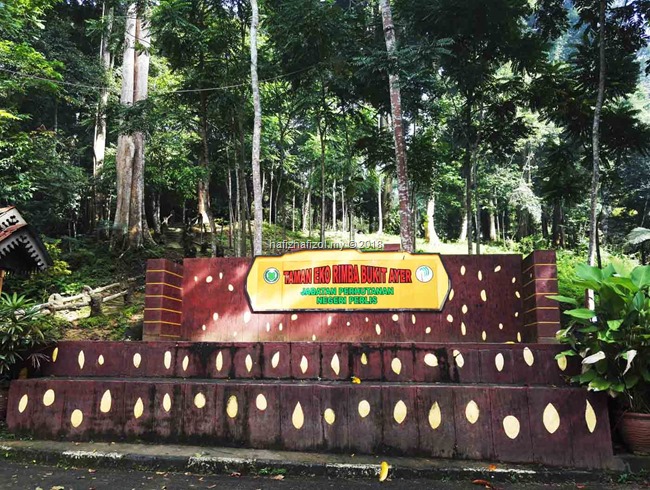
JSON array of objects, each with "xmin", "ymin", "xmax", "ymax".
[
  {"xmin": 564, "ymin": 308, "xmax": 595, "ymax": 319},
  {"xmin": 554, "ymin": 350, "xmax": 577, "ymax": 360},
  {"xmin": 607, "ymin": 319, "xmax": 623, "ymax": 331},
  {"xmin": 588, "ymin": 378, "xmax": 611, "ymax": 391},
  {"xmin": 576, "ymin": 263, "xmax": 603, "ymax": 285},
  {"xmin": 546, "ymin": 295, "xmax": 578, "ymax": 306},
  {"xmin": 631, "ymin": 265, "xmax": 650, "ymax": 289},
  {"xmin": 632, "ymin": 291, "xmax": 645, "ymax": 311}
]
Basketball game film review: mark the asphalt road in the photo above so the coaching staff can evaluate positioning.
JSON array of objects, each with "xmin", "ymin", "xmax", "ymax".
[{"xmin": 0, "ymin": 460, "xmax": 646, "ymax": 490}]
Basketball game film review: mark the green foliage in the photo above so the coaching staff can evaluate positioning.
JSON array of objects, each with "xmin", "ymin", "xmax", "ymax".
[
  {"xmin": 0, "ymin": 293, "xmax": 61, "ymax": 381},
  {"xmin": 554, "ymin": 264, "xmax": 650, "ymax": 412}
]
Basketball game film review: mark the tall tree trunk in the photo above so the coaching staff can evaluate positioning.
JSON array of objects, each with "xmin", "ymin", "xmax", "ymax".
[
  {"xmin": 589, "ymin": 0, "xmax": 606, "ymax": 267},
  {"xmin": 152, "ymin": 191, "xmax": 161, "ymax": 235},
  {"xmin": 463, "ymin": 101, "xmax": 474, "ymax": 255},
  {"xmin": 250, "ymin": 0, "xmax": 263, "ymax": 256},
  {"xmin": 111, "ymin": 3, "xmax": 137, "ymax": 248},
  {"xmin": 234, "ymin": 159, "xmax": 243, "ymax": 256},
  {"xmin": 380, "ymin": 0, "xmax": 414, "ymax": 252},
  {"xmin": 426, "ymin": 195, "xmax": 440, "ymax": 245},
  {"xmin": 227, "ymin": 168, "xmax": 234, "ymax": 249},
  {"xmin": 377, "ymin": 173, "xmax": 383, "ymax": 235},
  {"xmin": 198, "ymin": 93, "xmax": 217, "ymax": 256},
  {"xmin": 489, "ymin": 198, "xmax": 497, "ymax": 241},
  {"xmin": 459, "ymin": 213, "xmax": 468, "ymax": 242},
  {"xmin": 332, "ymin": 178, "xmax": 336, "ymax": 231},
  {"xmin": 93, "ymin": 1, "xmax": 113, "ymax": 234},
  {"xmin": 318, "ymin": 100, "xmax": 327, "ymax": 245},
  {"xmin": 292, "ymin": 189, "xmax": 296, "ymax": 233},
  {"xmin": 341, "ymin": 184, "xmax": 346, "ymax": 232}
]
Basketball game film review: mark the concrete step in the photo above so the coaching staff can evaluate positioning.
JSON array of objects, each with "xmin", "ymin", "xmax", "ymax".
[
  {"xmin": 36, "ymin": 341, "xmax": 578, "ymax": 385},
  {"xmin": 6, "ymin": 377, "xmax": 612, "ymax": 469}
]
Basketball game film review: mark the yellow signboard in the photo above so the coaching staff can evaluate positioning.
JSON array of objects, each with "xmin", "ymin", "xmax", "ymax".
[{"xmin": 245, "ymin": 249, "xmax": 450, "ymax": 312}]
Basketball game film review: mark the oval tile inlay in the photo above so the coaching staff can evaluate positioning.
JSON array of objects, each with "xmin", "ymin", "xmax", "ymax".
[
  {"xmin": 162, "ymin": 393, "xmax": 172, "ymax": 412},
  {"xmin": 256, "ymin": 394, "xmax": 267, "ymax": 411},
  {"xmin": 226, "ymin": 395, "xmax": 238, "ymax": 418},
  {"xmin": 182, "ymin": 355, "xmax": 189, "ymax": 372},
  {"xmin": 43, "ymin": 389, "xmax": 55, "ymax": 407},
  {"xmin": 134, "ymin": 398, "xmax": 144, "ymax": 419},
  {"xmin": 495, "ymin": 353, "xmax": 505, "ymax": 372},
  {"xmin": 391, "ymin": 357, "xmax": 402, "ymax": 375},
  {"xmin": 52, "ymin": 347, "xmax": 59, "ymax": 363},
  {"xmin": 78, "ymin": 350, "xmax": 85, "ymax": 370},
  {"xmin": 465, "ymin": 400, "xmax": 480, "ymax": 424},
  {"xmin": 292, "ymin": 402, "xmax": 304, "ymax": 429},
  {"xmin": 543, "ymin": 403, "xmax": 560, "ymax": 434},
  {"xmin": 164, "ymin": 351, "xmax": 172, "ymax": 370},
  {"xmin": 331, "ymin": 353, "xmax": 340, "ymax": 376},
  {"xmin": 361, "ymin": 353, "xmax": 368, "ymax": 365},
  {"xmin": 453, "ymin": 350, "xmax": 464, "ymax": 368},
  {"xmin": 133, "ymin": 352, "xmax": 142, "ymax": 368},
  {"xmin": 216, "ymin": 351, "xmax": 223, "ymax": 372},
  {"xmin": 18, "ymin": 394, "xmax": 28, "ymax": 413},
  {"xmin": 503, "ymin": 415, "xmax": 521, "ymax": 439},
  {"xmin": 324, "ymin": 408, "xmax": 336, "ymax": 425},
  {"xmin": 461, "ymin": 322, "xmax": 467, "ymax": 336},
  {"xmin": 71, "ymin": 409, "xmax": 83, "ymax": 428},
  {"xmin": 428, "ymin": 402, "xmax": 442, "ymax": 429},
  {"xmin": 194, "ymin": 393, "xmax": 206, "ymax": 409},
  {"xmin": 245, "ymin": 354, "xmax": 253, "ymax": 373},
  {"xmin": 480, "ymin": 290, "xmax": 487, "ymax": 302},
  {"xmin": 98, "ymin": 355, "xmax": 105, "ymax": 366},
  {"xmin": 100, "ymin": 390, "xmax": 112, "ymax": 413},
  {"xmin": 375, "ymin": 324, "xmax": 381, "ymax": 335},
  {"xmin": 393, "ymin": 400, "xmax": 407, "ymax": 424},
  {"xmin": 300, "ymin": 355, "xmax": 309, "ymax": 374},
  {"xmin": 523, "ymin": 347, "xmax": 535, "ymax": 366},
  {"xmin": 585, "ymin": 400, "xmax": 597, "ymax": 433},
  {"xmin": 424, "ymin": 353, "xmax": 438, "ymax": 367},
  {"xmin": 358, "ymin": 400, "xmax": 371, "ymax": 418}
]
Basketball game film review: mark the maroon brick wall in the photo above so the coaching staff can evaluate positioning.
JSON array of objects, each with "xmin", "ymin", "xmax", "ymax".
[
  {"xmin": 521, "ymin": 251, "xmax": 561, "ymax": 343},
  {"xmin": 143, "ymin": 259, "xmax": 184, "ymax": 340}
]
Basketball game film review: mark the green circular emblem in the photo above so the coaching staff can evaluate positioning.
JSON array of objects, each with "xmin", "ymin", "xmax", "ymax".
[{"xmin": 263, "ymin": 267, "xmax": 280, "ymax": 284}]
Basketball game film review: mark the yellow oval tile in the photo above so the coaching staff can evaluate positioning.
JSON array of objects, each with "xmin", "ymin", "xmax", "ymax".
[
  {"xmin": 100, "ymin": 390, "xmax": 112, "ymax": 413},
  {"xmin": 411, "ymin": 314, "xmax": 416, "ymax": 324},
  {"xmin": 461, "ymin": 322, "xmax": 467, "ymax": 336},
  {"xmin": 495, "ymin": 353, "xmax": 505, "ymax": 372},
  {"xmin": 503, "ymin": 415, "xmax": 520, "ymax": 439},
  {"xmin": 162, "ymin": 393, "xmax": 172, "ymax": 412},
  {"xmin": 523, "ymin": 347, "xmax": 535, "ymax": 366},
  {"xmin": 206, "ymin": 275, "xmax": 213, "ymax": 283},
  {"xmin": 164, "ymin": 351, "xmax": 172, "ymax": 370},
  {"xmin": 361, "ymin": 353, "xmax": 368, "ymax": 365},
  {"xmin": 494, "ymin": 265, "xmax": 502, "ymax": 272},
  {"xmin": 358, "ymin": 400, "xmax": 371, "ymax": 418},
  {"xmin": 543, "ymin": 403, "xmax": 560, "ymax": 434},
  {"xmin": 446, "ymin": 314, "xmax": 454, "ymax": 323},
  {"xmin": 216, "ymin": 351, "xmax": 223, "ymax": 372},
  {"xmin": 392, "ymin": 314, "xmax": 399, "ymax": 322},
  {"xmin": 449, "ymin": 289, "xmax": 455, "ymax": 301},
  {"xmin": 428, "ymin": 402, "xmax": 442, "ymax": 430},
  {"xmin": 70, "ymin": 409, "xmax": 83, "ymax": 428},
  {"xmin": 291, "ymin": 314, "xmax": 298, "ymax": 321},
  {"xmin": 424, "ymin": 353, "xmax": 438, "ymax": 367},
  {"xmin": 585, "ymin": 400, "xmax": 597, "ymax": 433},
  {"xmin": 512, "ymin": 277, "xmax": 517, "ymax": 283},
  {"xmin": 18, "ymin": 394, "xmax": 28, "ymax": 413},
  {"xmin": 228, "ymin": 284, "xmax": 234, "ymax": 292},
  {"xmin": 265, "ymin": 322, "xmax": 271, "ymax": 332},
  {"xmin": 480, "ymin": 290, "xmax": 487, "ymax": 302},
  {"xmin": 391, "ymin": 357, "xmax": 402, "ymax": 375},
  {"xmin": 425, "ymin": 327, "xmax": 432, "ymax": 334},
  {"xmin": 194, "ymin": 392, "xmax": 206, "ymax": 409},
  {"xmin": 245, "ymin": 354, "xmax": 253, "ymax": 373},
  {"xmin": 453, "ymin": 350, "xmax": 464, "ymax": 368},
  {"xmin": 256, "ymin": 394, "xmax": 267, "ymax": 411},
  {"xmin": 375, "ymin": 324, "xmax": 381, "ymax": 335},
  {"xmin": 465, "ymin": 400, "xmax": 480, "ymax": 424},
  {"xmin": 278, "ymin": 322, "xmax": 283, "ymax": 331},
  {"xmin": 324, "ymin": 408, "xmax": 336, "ymax": 425},
  {"xmin": 517, "ymin": 332, "xmax": 522, "ymax": 343},
  {"xmin": 133, "ymin": 353, "xmax": 142, "ymax": 369},
  {"xmin": 300, "ymin": 355, "xmax": 309, "ymax": 374},
  {"xmin": 460, "ymin": 265, "xmax": 466, "ymax": 276},
  {"xmin": 515, "ymin": 291, "xmax": 521, "ymax": 298},
  {"xmin": 331, "ymin": 353, "xmax": 340, "ymax": 376},
  {"xmin": 482, "ymin": 331, "xmax": 487, "ymax": 341},
  {"xmin": 327, "ymin": 316, "xmax": 332, "ymax": 326},
  {"xmin": 462, "ymin": 304, "xmax": 468, "ymax": 315},
  {"xmin": 43, "ymin": 389, "xmax": 55, "ymax": 407},
  {"xmin": 134, "ymin": 397, "xmax": 144, "ymax": 419},
  {"xmin": 98, "ymin": 355, "xmax": 105, "ymax": 366},
  {"xmin": 78, "ymin": 350, "xmax": 85, "ymax": 370},
  {"xmin": 52, "ymin": 347, "xmax": 59, "ymax": 363},
  {"xmin": 271, "ymin": 351, "xmax": 280, "ymax": 369},
  {"xmin": 557, "ymin": 356, "xmax": 567, "ymax": 371},
  {"xmin": 498, "ymin": 323, "xmax": 504, "ymax": 330},
  {"xmin": 393, "ymin": 400, "xmax": 408, "ymax": 424},
  {"xmin": 219, "ymin": 272, "xmax": 223, "ymax": 280},
  {"xmin": 478, "ymin": 270, "xmax": 483, "ymax": 281},
  {"xmin": 292, "ymin": 402, "xmax": 304, "ymax": 429},
  {"xmin": 182, "ymin": 355, "xmax": 189, "ymax": 372},
  {"xmin": 213, "ymin": 312, "xmax": 219, "ymax": 321},
  {"xmin": 227, "ymin": 395, "xmax": 239, "ymax": 418}
]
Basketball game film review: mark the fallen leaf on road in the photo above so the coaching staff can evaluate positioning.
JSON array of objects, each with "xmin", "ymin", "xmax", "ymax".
[
  {"xmin": 576, "ymin": 485, "xmax": 586, "ymax": 489},
  {"xmin": 488, "ymin": 464, "xmax": 497, "ymax": 471},
  {"xmin": 271, "ymin": 475, "xmax": 285, "ymax": 480},
  {"xmin": 88, "ymin": 469, "xmax": 96, "ymax": 473},
  {"xmin": 50, "ymin": 486, "xmax": 65, "ymax": 490},
  {"xmin": 471, "ymin": 479, "xmax": 497, "ymax": 489},
  {"xmin": 379, "ymin": 461, "xmax": 389, "ymax": 482}
]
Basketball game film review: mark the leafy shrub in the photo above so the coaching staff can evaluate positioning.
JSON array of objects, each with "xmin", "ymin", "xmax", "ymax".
[
  {"xmin": 553, "ymin": 263, "xmax": 650, "ymax": 413},
  {"xmin": 0, "ymin": 293, "xmax": 61, "ymax": 380}
]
